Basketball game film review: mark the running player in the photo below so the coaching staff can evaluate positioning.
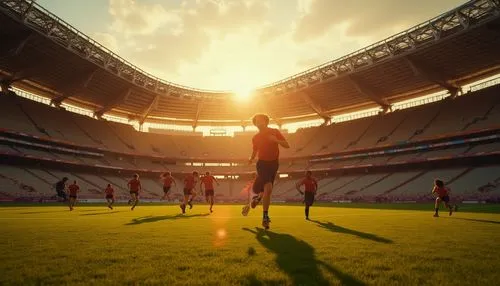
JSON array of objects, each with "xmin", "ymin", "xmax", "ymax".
[
  {"xmin": 67, "ymin": 180, "xmax": 79, "ymax": 211},
  {"xmin": 160, "ymin": 172, "xmax": 176, "ymax": 201},
  {"xmin": 127, "ymin": 174, "xmax": 141, "ymax": 211},
  {"xmin": 432, "ymin": 179, "xmax": 456, "ymax": 217},
  {"xmin": 248, "ymin": 114, "xmax": 290, "ymax": 229},
  {"xmin": 180, "ymin": 171, "xmax": 199, "ymax": 214},
  {"xmin": 55, "ymin": 177, "xmax": 68, "ymax": 201},
  {"xmin": 296, "ymin": 171, "xmax": 318, "ymax": 220},
  {"xmin": 200, "ymin": 171, "xmax": 219, "ymax": 213},
  {"xmin": 104, "ymin": 184, "xmax": 115, "ymax": 210}
]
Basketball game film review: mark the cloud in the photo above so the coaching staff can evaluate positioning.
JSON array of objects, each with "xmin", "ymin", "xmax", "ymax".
[
  {"xmin": 90, "ymin": 0, "xmax": 466, "ymax": 90},
  {"xmin": 293, "ymin": 0, "xmax": 465, "ymax": 43},
  {"xmin": 107, "ymin": 0, "xmax": 271, "ymax": 82},
  {"xmin": 108, "ymin": 0, "xmax": 181, "ymax": 36}
]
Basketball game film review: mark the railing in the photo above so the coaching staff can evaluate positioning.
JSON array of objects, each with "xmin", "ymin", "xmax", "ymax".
[{"xmin": 2, "ymin": 0, "xmax": 499, "ymax": 98}]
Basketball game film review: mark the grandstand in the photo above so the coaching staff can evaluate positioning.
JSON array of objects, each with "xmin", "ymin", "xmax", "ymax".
[{"xmin": 0, "ymin": 0, "xmax": 500, "ymax": 203}]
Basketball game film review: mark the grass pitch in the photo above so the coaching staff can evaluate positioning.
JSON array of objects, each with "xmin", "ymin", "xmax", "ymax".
[{"xmin": 0, "ymin": 204, "xmax": 499, "ymax": 285}]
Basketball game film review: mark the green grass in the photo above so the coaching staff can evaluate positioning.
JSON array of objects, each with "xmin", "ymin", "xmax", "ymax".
[{"xmin": 0, "ymin": 204, "xmax": 499, "ymax": 285}]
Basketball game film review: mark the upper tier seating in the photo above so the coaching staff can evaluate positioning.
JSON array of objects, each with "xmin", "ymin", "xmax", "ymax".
[{"xmin": 1, "ymin": 83, "xmax": 499, "ymax": 160}]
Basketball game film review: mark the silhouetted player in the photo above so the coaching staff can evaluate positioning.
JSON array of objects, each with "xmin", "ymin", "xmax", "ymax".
[
  {"xmin": 67, "ymin": 180, "xmax": 79, "ymax": 211},
  {"xmin": 160, "ymin": 172, "xmax": 176, "ymax": 201},
  {"xmin": 128, "ymin": 174, "xmax": 141, "ymax": 211},
  {"xmin": 432, "ymin": 179, "xmax": 456, "ymax": 217},
  {"xmin": 104, "ymin": 184, "xmax": 115, "ymax": 210},
  {"xmin": 55, "ymin": 177, "xmax": 68, "ymax": 201},
  {"xmin": 180, "ymin": 171, "xmax": 199, "ymax": 214},
  {"xmin": 296, "ymin": 171, "xmax": 318, "ymax": 220},
  {"xmin": 248, "ymin": 114, "xmax": 290, "ymax": 229},
  {"xmin": 200, "ymin": 171, "xmax": 219, "ymax": 213}
]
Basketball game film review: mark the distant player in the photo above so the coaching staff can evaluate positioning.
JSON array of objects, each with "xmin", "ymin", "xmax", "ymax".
[
  {"xmin": 67, "ymin": 180, "xmax": 79, "ymax": 211},
  {"xmin": 55, "ymin": 177, "xmax": 68, "ymax": 201},
  {"xmin": 248, "ymin": 114, "xmax": 290, "ymax": 229},
  {"xmin": 104, "ymin": 184, "xmax": 115, "ymax": 210},
  {"xmin": 160, "ymin": 172, "xmax": 176, "ymax": 201},
  {"xmin": 200, "ymin": 171, "xmax": 219, "ymax": 213},
  {"xmin": 180, "ymin": 171, "xmax": 199, "ymax": 214},
  {"xmin": 296, "ymin": 171, "xmax": 318, "ymax": 220},
  {"xmin": 432, "ymin": 179, "xmax": 457, "ymax": 217},
  {"xmin": 127, "ymin": 174, "xmax": 141, "ymax": 211}
]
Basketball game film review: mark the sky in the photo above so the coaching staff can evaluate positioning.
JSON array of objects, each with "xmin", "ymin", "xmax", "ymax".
[{"xmin": 37, "ymin": 0, "xmax": 466, "ymax": 91}]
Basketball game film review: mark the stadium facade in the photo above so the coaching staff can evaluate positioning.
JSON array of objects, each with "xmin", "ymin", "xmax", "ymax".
[{"xmin": 0, "ymin": 0, "xmax": 499, "ymax": 203}]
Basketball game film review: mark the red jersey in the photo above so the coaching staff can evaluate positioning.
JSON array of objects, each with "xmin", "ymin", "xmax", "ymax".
[
  {"xmin": 298, "ymin": 177, "xmax": 318, "ymax": 193},
  {"xmin": 68, "ymin": 184, "xmax": 79, "ymax": 196},
  {"xmin": 252, "ymin": 128, "xmax": 285, "ymax": 161},
  {"xmin": 105, "ymin": 186, "xmax": 114, "ymax": 196},
  {"xmin": 184, "ymin": 175, "xmax": 196, "ymax": 190},
  {"xmin": 434, "ymin": 186, "xmax": 449, "ymax": 197},
  {"xmin": 163, "ymin": 176, "xmax": 174, "ymax": 187},
  {"xmin": 201, "ymin": 176, "xmax": 216, "ymax": 190},
  {"xmin": 128, "ymin": 179, "xmax": 141, "ymax": 192}
]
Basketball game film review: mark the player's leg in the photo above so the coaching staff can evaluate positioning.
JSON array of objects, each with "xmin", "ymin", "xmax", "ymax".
[
  {"xmin": 434, "ymin": 197, "xmax": 441, "ymax": 217},
  {"xmin": 131, "ymin": 193, "xmax": 138, "ymax": 210},
  {"xmin": 188, "ymin": 190, "xmax": 196, "ymax": 209},
  {"xmin": 443, "ymin": 196, "xmax": 453, "ymax": 216},
  {"xmin": 251, "ymin": 177, "xmax": 264, "ymax": 208},
  {"xmin": 262, "ymin": 182, "xmax": 273, "ymax": 229},
  {"xmin": 68, "ymin": 197, "xmax": 73, "ymax": 210},
  {"xmin": 180, "ymin": 194, "xmax": 188, "ymax": 213},
  {"xmin": 209, "ymin": 194, "xmax": 214, "ymax": 212}
]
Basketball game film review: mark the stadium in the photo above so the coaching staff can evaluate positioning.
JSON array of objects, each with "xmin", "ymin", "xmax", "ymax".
[{"xmin": 1, "ymin": 0, "xmax": 500, "ymax": 285}]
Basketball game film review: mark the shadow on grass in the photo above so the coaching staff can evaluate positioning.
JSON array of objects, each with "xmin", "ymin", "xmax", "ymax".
[
  {"xmin": 80, "ymin": 211, "xmax": 121, "ymax": 216},
  {"xmin": 18, "ymin": 210, "xmax": 69, "ymax": 214},
  {"xmin": 125, "ymin": 213, "xmax": 210, "ymax": 225},
  {"xmin": 242, "ymin": 227, "xmax": 365, "ymax": 286},
  {"xmin": 310, "ymin": 220, "xmax": 393, "ymax": 244},
  {"xmin": 447, "ymin": 217, "xmax": 500, "ymax": 225}
]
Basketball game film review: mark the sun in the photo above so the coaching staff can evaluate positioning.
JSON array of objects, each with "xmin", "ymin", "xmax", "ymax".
[{"xmin": 234, "ymin": 87, "xmax": 253, "ymax": 101}]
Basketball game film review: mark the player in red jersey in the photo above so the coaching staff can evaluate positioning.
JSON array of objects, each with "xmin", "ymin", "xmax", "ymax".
[
  {"xmin": 200, "ymin": 171, "xmax": 219, "ymax": 213},
  {"xmin": 180, "ymin": 171, "xmax": 199, "ymax": 214},
  {"xmin": 104, "ymin": 184, "xmax": 115, "ymax": 210},
  {"xmin": 160, "ymin": 172, "xmax": 177, "ymax": 201},
  {"xmin": 248, "ymin": 114, "xmax": 290, "ymax": 229},
  {"xmin": 296, "ymin": 171, "xmax": 318, "ymax": 220},
  {"xmin": 127, "ymin": 174, "xmax": 141, "ymax": 211},
  {"xmin": 432, "ymin": 179, "xmax": 457, "ymax": 217},
  {"xmin": 67, "ymin": 180, "xmax": 80, "ymax": 211}
]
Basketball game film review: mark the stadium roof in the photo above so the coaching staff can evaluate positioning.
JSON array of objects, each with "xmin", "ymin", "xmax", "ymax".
[{"xmin": 1, "ymin": 0, "xmax": 500, "ymax": 126}]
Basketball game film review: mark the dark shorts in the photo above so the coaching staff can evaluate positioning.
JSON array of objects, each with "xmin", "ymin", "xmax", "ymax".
[
  {"xmin": 439, "ymin": 195, "xmax": 450, "ymax": 203},
  {"xmin": 183, "ymin": 188, "xmax": 193, "ymax": 196},
  {"xmin": 253, "ymin": 160, "xmax": 279, "ymax": 194},
  {"xmin": 163, "ymin": 186, "xmax": 171, "ymax": 194},
  {"xmin": 130, "ymin": 191, "xmax": 139, "ymax": 196},
  {"xmin": 106, "ymin": 195, "xmax": 114, "ymax": 199},
  {"xmin": 305, "ymin": 192, "xmax": 315, "ymax": 206},
  {"xmin": 69, "ymin": 195, "xmax": 77, "ymax": 199},
  {"xmin": 205, "ymin": 189, "xmax": 214, "ymax": 197},
  {"xmin": 57, "ymin": 191, "xmax": 66, "ymax": 198}
]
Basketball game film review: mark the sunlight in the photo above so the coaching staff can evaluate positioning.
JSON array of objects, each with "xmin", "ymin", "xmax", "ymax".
[{"xmin": 233, "ymin": 86, "xmax": 253, "ymax": 101}]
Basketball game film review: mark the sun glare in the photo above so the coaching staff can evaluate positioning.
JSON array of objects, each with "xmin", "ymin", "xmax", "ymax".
[{"xmin": 233, "ymin": 87, "xmax": 253, "ymax": 101}]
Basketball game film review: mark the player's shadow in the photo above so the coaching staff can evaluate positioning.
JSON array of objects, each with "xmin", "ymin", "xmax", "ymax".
[
  {"xmin": 242, "ymin": 227, "xmax": 365, "ymax": 286},
  {"xmin": 447, "ymin": 217, "xmax": 500, "ymax": 225},
  {"xmin": 80, "ymin": 211, "xmax": 121, "ymax": 216},
  {"xmin": 125, "ymin": 213, "xmax": 210, "ymax": 225},
  {"xmin": 18, "ymin": 210, "xmax": 68, "ymax": 214},
  {"xmin": 310, "ymin": 220, "xmax": 393, "ymax": 244}
]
